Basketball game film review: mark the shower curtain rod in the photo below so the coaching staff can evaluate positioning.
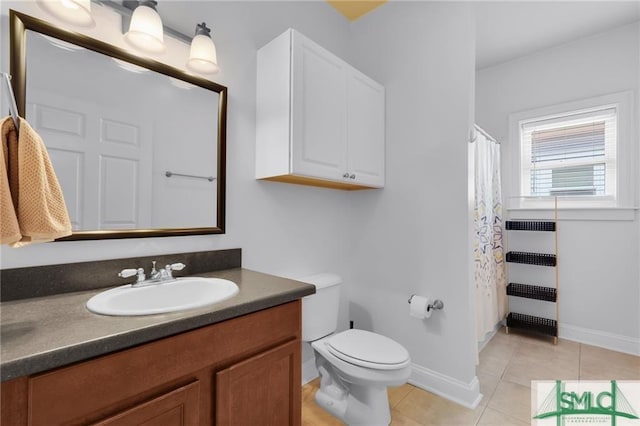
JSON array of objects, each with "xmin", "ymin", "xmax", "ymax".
[{"xmin": 471, "ymin": 125, "xmax": 498, "ymax": 144}]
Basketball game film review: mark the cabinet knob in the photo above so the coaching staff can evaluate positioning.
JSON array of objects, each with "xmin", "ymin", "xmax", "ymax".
[
  {"xmin": 343, "ymin": 173, "xmax": 350, "ymax": 179},
  {"xmin": 349, "ymin": 174, "xmax": 356, "ymax": 179}
]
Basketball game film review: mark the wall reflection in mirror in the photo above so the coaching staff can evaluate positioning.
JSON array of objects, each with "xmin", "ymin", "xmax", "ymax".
[{"xmin": 11, "ymin": 11, "xmax": 227, "ymax": 239}]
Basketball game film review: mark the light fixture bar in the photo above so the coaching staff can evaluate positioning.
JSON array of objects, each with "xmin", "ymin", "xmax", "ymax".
[{"xmin": 94, "ymin": 0, "xmax": 192, "ymax": 44}]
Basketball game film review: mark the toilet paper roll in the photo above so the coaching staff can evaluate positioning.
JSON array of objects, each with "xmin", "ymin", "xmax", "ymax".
[{"xmin": 409, "ymin": 295, "xmax": 432, "ymax": 319}]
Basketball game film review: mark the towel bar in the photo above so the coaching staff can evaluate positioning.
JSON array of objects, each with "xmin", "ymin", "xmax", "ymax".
[
  {"xmin": 1, "ymin": 73, "xmax": 20, "ymax": 131},
  {"xmin": 165, "ymin": 171, "xmax": 215, "ymax": 182}
]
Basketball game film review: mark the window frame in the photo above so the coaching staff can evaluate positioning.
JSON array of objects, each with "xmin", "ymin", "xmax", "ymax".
[
  {"xmin": 507, "ymin": 91, "xmax": 635, "ymax": 212},
  {"xmin": 521, "ymin": 106, "xmax": 617, "ymax": 199}
]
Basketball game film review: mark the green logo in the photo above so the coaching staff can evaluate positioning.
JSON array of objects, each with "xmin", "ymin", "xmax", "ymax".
[{"xmin": 533, "ymin": 380, "xmax": 639, "ymax": 426}]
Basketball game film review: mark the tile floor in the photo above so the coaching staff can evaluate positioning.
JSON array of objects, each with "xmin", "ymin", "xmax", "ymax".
[{"xmin": 301, "ymin": 328, "xmax": 640, "ymax": 425}]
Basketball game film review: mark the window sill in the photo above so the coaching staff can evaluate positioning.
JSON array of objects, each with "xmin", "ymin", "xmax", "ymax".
[{"xmin": 505, "ymin": 206, "xmax": 638, "ymax": 221}]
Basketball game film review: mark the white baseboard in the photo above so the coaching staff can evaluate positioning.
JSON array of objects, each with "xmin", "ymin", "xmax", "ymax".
[
  {"xmin": 559, "ymin": 323, "xmax": 640, "ymax": 356},
  {"xmin": 409, "ymin": 363, "xmax": 482, "ymax": 409}
]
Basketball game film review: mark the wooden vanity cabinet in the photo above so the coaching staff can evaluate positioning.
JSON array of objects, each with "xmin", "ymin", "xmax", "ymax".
[{"xmin": 0, "ymin": 301, "xmax": 302, "ymax": 426}]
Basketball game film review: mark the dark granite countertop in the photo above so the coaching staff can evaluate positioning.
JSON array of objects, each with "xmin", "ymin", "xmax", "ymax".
[{"xmin": 0, "ymin": 268, "xmax": 315, "ymax": 382}]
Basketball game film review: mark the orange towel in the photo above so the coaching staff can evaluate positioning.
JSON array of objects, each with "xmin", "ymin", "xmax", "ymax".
[
  {"xmin": 1, "ymin": 116, "xmax": 72, "ymax": 246},
  {"xmin": 1, "ymin": 118, "xmax": 21, "ymax": 244}
]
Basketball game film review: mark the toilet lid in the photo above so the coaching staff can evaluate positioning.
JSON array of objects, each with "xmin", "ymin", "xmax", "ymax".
[{"xmin": 326, "ymin": 329, "xmax": 410, "ymax": 370}]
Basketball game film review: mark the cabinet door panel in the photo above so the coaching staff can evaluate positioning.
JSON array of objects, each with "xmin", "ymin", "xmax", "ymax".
[
  {"xmin": 92, "ymin": 381, "xmax": 200, "ymax": 426},
  {"xmin": 347, "ymin": 69, "xmax": 385, "ymax": 187},
  {"xmin": 216, "ymin": 340, "xmax": 301, "ymax": 426},
  {"xmin": 291, "ymin": 32, "xmax": 347, "ymax": 181}
]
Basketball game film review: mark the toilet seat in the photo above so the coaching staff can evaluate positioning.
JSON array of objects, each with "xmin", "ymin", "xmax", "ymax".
[{"xmin": 325, "ymin": 329, "xmax": 410, "ymax": 370}]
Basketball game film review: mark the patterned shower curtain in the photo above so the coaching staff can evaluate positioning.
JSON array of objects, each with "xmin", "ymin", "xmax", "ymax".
[{"xmin": 474, "ymin": 130, "xmax": 507, "ymax": 343}]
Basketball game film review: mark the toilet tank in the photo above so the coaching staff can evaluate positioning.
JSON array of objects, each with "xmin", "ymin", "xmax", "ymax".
[{"xmin": 298, "ymin": 273, "xmax": 342, "ymax": 342}]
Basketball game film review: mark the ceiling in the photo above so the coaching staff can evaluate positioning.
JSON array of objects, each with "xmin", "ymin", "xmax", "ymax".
[
  {"xmin": 326, "ymin": 0, "xmax": 640, "ymax": 69},
  {"xmin": 160, "ymin": 1, "xmax": 639, "ymax": 70},
  {"xmin": 475, "ymin": 1, "xmax": 640, "ymax": 69}
]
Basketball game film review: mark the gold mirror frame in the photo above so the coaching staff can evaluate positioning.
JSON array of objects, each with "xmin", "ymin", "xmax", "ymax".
[{"xmin": 9, "ymin": 10, "xmax": 227, "ymax": 240}]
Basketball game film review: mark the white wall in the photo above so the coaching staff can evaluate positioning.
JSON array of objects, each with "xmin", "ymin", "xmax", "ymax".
[
  {"xmin": 1, "ymin": 1, "xmax": 353, "ymax": 281},
  {"xmin": 346, "ymin": 2, "xmax": 480, "ymax": 407},
  {"xmin": 476, "ymin": 22, "xmax": 640, "ymax": 354},
  {"xmin": 1, "ymin": 1, "xmax": 480, "ymax": 406}
]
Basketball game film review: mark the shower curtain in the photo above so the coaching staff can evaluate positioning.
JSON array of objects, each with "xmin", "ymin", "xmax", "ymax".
[{"xmin": 474, "ymin": 129, "xmax": 507, "ymax": 344}]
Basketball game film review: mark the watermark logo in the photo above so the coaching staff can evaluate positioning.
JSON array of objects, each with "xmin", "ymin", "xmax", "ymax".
[{"xmin": 532, "ymin": 380, "xmax": 640, "ymax": 426}]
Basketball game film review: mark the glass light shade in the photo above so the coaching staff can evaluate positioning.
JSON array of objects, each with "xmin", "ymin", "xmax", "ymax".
[
  {"xmin": 187, "ymin": 34, "xmax": 219, "ymax": 74},
  {"xmin": 38, "ymin": 0, "xmax": 95, "ymax": 27},
  {"xmin": 124, "ymin": 4, "xmax": 165, "ymax": 53}
]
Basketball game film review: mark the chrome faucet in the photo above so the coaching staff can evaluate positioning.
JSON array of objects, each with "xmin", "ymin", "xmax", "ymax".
[
  {"xmin": 149, "ymin": 261, "xmax": 162, "ymax": 280},
  {"xmin": 118, "ymin": 261, "xmax": 186, "ymax": 287}
]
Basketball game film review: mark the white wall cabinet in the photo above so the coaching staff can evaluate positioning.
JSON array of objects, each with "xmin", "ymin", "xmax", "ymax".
[{"xmin": 256, "ymin": 29, "xmax": 385, "ymax": 190}]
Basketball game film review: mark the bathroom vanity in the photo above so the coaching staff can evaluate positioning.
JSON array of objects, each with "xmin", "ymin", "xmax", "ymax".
[
  {"xmin": 2, "ymin": 301, "xmax": 301, "ymax": 425},
  {"xmin": 0, "ymin": 251, "xmax": 315, "ymax": 425}
]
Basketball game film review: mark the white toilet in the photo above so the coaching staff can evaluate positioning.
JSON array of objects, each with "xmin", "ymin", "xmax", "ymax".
[{"xmin": 299, "ymin": 273, "xmax": 411, "ymax": 426}]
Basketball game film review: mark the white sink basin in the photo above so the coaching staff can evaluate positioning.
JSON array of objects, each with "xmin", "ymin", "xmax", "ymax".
[{"xmin": 86, "ymin": 277, "xmax": 239, "ymax": 316}]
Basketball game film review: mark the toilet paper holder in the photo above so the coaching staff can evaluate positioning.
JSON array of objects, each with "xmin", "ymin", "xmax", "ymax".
[{"xmin": 408, "ymin": 295, "xmax": 444, "ymax": 312}]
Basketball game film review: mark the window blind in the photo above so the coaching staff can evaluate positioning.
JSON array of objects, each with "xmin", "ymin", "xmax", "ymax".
[{"xmin": 520, "ymin": 107, "xmax": 617, "ymax": 198}]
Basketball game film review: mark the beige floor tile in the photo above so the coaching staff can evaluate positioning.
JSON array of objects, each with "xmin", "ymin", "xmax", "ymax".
[
  {"xmin": 477, "ymin": 351, "xmax": 511, "ymax": 378},
  {"xmin": 479, "ymin": 330, "xmax": 518, "ymax": 372},
  {"xmin": 503, "ymin": 329, "xmax": 556, "ymax": 346},
  {"xmin": 391, "ymin": 408, "xmax": 425, "ymax": 426},
  {"xmin": 307, "ymin": 377, "xmax": 321, "ymax": 387},
  {"xmin": 502, "ymin": 352, "xmax": 579, "ymax": 388},
  {"xmin": 487, "ymin": 380, "xmax": 532, "ymax": 423},
  {"xmin": 395, "ymin": 388, "xmax": 484, "ymax": 426},
  {"xmin": 581, "ymin": 344, "xmax": 640, "ymax": 366},
  {"xmin": 580, "ymin": 344, "xmax": 640, "ymax": 380},
  {"xmin": 302, "ymin": 400, "xmax": 345, "ymax": 426},
  {"xmin": 493, "ymin": 326, "xmax": 523, "ymax": 342},
  {"xmin": 477, "ymin": 407, "xmax": 528, "ymax": 425},
  {"xmin": 580, "ymin": 362, "xmax": 640, "ymax": 380},
  {"xmin": 482, "ymin": 331, "xmax": 520, "ymax": 354},
  {"xmin": 394, "ymin": 387, "xmax": 442, "ymax": 422},
  {"xmin": 302, "ymin": 379, "xmax": 345, "ymax": 425},
  {"xmin": 515, "ymin": 336, "xmax": 580, "ymax": 359},
  {"xmin": 389, "ymin": 383, "xmax": 416, "ymax": 408},
  {"xmin": 477, "ymin": 372, "xmax": 501, "ymax": 404},
  {"xmin": 302, "ymin": 381, "xmax": 319, "ymax": 403}
]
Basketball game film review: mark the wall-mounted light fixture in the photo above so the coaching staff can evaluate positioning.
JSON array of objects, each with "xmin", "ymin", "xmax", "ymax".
[
  {"xmin": 186, "ymin": 23, "xmax": 219, "ymax": 75},
  {"xmin": 36, "ymin": 0, "xmax": 221, "ymax": 74},
  {"xmin": 123, "ymin": 0, "xmax": 165, "ymax": 53},
  {"xmin": 37, "ymin": 0, "xmax": 96, "ymax": 28}
]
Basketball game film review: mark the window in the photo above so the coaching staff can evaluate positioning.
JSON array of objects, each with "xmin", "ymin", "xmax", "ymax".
[
  {"xmin": 521, "ymin": 107, "xmax": 617, "ymax": 199},
  {"xmin": 508, "ymin": 91, "xmax": 634, "ymax": 211}
]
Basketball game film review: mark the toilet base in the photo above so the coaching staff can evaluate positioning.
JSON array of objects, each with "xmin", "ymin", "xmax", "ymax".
[
  {"xmin": 309, "ymin": 332, "xmax": 411, "ymax": 426},
  {"xmin": 314, "ymin": 356, "xmax": 394, "ymax": 426},
  {"xmin": 314, "ymin": 382, "xmax": 392, "ymax": 426}
]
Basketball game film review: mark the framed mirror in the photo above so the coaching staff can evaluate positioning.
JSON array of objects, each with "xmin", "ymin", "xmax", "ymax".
[{"xmin": 9, "ymin": 10, "xmax": 227, "ymax": 240}]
